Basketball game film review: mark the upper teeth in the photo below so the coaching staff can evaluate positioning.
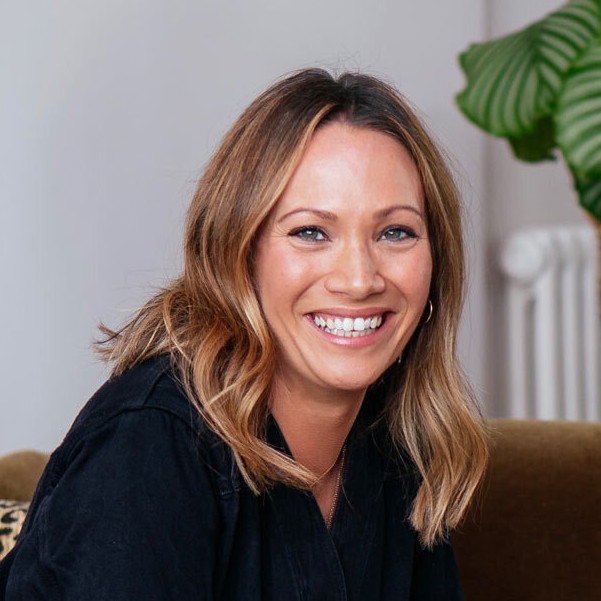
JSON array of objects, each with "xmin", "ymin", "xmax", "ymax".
[{"xmin": 312, "ymin": 314, "xmax": 383, "ymax": 336}]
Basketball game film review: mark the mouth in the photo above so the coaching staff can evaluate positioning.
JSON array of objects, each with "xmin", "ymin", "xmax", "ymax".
[{"xmin": 311, "ymin": 313, "xmax": 384, "ymax": 338}]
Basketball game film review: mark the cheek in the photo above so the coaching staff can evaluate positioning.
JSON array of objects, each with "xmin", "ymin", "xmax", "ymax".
[
  {"xmin": 416, "ymin": 242, "xmax": 433, "ymax": 289},
  {"xmin": 255, "ymin": 242, "xmax": 310, "ymax": 316},
  {"xmin": 416, "ymin": 256, "xmax": 433, "ymax": 296},
  {"xmin": 259, "ymin": 243, "xmax": 319, "ymax": 290},
  {"xmin": 255, "ymin": 259, "xmax": 280, "ymax": 317},
  {"xmin": 390, "ymin": 249, "xmax": 433, "ymax": 300}
]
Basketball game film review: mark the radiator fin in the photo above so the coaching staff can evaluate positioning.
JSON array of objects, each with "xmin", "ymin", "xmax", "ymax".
[{"xmin": 499, "ymin": 225, "xmax": 600, "ymax": 421}]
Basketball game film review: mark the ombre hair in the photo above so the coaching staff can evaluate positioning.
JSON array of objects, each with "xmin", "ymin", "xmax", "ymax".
[{"xmin": 99, "ymin": 68, "xmax": 488, "ymax": 547}]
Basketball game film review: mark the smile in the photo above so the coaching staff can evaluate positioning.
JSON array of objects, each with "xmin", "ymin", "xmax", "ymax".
[{"xmin": 311, "ymin": 314, "xmax": 383, "ymax": 337}]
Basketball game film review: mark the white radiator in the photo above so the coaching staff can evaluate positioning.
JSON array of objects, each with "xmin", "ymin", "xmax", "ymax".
[{"xmin": 499, "ymin": 225, "xmax": 600, "ymax": 421}]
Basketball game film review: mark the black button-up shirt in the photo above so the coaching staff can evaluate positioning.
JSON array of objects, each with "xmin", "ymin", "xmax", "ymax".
[{"xmin": 0, "ymin": 356, "xmax": 464, "ymax": 600}]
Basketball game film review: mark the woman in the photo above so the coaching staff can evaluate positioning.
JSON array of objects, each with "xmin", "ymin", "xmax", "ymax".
[{"xmin": 0, "ymin": 69, "xmax": 487, "ymax": 600}]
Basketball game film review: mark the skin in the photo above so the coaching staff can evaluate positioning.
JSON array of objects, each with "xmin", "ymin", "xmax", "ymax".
[{"xmin": 255, "ymin": 122, "xmax": 432, "ymax": 521}]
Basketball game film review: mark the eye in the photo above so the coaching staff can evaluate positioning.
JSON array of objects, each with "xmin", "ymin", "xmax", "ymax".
[
  {"xmin": 288, "ymin": 226, "xmax": 328, "ymax": 241},
  {"xmin": 379, "ymin": 226, "xmax": 417, "ymax": 242}
]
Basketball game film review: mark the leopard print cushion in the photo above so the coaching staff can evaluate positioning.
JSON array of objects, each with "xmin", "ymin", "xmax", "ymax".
[{"xmin": 0, "ymin": 500, "xmax": 29, "ymax": 560}]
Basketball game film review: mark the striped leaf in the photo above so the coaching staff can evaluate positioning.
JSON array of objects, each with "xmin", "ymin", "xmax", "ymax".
[
  {"xmin": 556, "ymin": 40, "xmax": 601, "ymax": 178},
  {"xmin": 508, "ymin": 117, "xmax": 558, "ymax": 162},
  {"xmin": 575, "ymin": 173, "xmax": 601, "ymax": 220},
  {"xmin": 457, "ymin": 0, "xmax": 601, "ymax": 138}
]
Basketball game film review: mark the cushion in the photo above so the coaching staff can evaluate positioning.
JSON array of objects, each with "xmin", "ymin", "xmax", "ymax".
[
  {"xmin": 0, "ymin": 450, "xmax": 48, "ymax": 501},
  {"xmin": 0, "ymin": 500, "xmax": 29, "ymax": 560}
]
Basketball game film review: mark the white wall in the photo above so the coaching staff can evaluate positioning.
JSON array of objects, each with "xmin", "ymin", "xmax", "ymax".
[{"xmin": 1, "ymin": 0, "xmax": 488, "ymax": 454}]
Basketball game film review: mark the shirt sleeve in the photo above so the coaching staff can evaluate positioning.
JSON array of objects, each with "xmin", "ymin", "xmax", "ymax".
[
  {"xmin": 3, "ymin": 407, "xmax": 221, "ymax": 601},
  {"xmin": 410, "ymin": 536, "xmax": 465, "ymax": 601}
]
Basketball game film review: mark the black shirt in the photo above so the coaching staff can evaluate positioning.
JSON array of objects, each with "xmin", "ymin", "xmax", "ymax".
[{"xmin": 0, "ymin": 356, "xmax": 464, "ymax": 600}]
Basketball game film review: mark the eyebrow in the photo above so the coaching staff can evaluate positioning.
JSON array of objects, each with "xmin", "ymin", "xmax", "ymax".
[{"xmin": 277, "ymin": 204, "xmax": 425, "ymax": 223}]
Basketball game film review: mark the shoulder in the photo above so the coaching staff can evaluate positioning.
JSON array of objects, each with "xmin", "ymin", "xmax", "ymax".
[
  {"xmin": 59, "ymin": 355, "xmax": 224, "ymax": 457},
  {"xmin": 36, "ymin": 355, "xmax": 237, "ymax": 498},
  {"xmin": 69, "ymin": 355, "xmax": 194, "ymax": 434},
  {"xmin": 4, "ymin": 356, "xmax": 235, "ymax": 600}
]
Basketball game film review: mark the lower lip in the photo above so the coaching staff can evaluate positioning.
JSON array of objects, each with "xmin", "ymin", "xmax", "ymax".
[{"xmin": 306, "ymin": 314, "xmax": 390, "ymax": 348}]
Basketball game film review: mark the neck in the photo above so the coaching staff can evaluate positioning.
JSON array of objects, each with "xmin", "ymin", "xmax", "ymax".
[{"xmin": 269, "ymin": 378, "xmax": 364, "ymax": 476}]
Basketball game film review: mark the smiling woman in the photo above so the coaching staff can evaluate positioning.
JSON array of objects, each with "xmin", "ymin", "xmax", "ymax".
[
  {"xmin": 255, "ymin": 123, "xmax": 434, "ymax": 527},
  {"xmin": 0, "ymin": 69, "xmax": 488, "ymax": 601}
]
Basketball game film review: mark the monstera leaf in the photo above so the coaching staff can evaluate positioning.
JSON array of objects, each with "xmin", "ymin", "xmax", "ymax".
[{"xmin": 456, "ymin": 0, "xmax": 601, "ymax": 221}]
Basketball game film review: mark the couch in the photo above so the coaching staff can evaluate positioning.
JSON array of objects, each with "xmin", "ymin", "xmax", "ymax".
[
  {"xmin": 1, "ymin": 420, "xmax": 600, "ymax": 599},
  {"xmin": 453, "ymin": 419, "xmax": 601, "ymax": 601}
]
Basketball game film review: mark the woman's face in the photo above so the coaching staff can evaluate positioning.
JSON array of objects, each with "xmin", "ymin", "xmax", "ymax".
[{"xmin": 255, "ymin": 122, "xmax": 432, "ymax": 400}]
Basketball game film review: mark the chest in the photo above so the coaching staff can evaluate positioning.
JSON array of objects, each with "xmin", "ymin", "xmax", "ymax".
[{"xmin": 215, "ymin": 448, "xmax": 418, "ymax": 601}]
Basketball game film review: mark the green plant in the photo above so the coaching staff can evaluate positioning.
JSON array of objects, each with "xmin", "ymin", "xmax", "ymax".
[{"xmin": 456, "ymin": 0, "xmax": 601, "ymax": 221}]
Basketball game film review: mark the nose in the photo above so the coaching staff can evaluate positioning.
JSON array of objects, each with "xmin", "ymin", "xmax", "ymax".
[{"xmin": 324, "ymin": 240, "xmax": 385, "ymax": 298}]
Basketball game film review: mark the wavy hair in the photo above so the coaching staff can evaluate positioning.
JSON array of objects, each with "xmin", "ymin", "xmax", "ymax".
[{"xmin": 98, "ymin": 68, "xmax": 488, "ymax": 546}]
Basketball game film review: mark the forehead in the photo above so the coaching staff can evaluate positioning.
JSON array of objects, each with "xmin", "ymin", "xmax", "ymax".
[{"xmin": 271, "ymin": 122, "xmax": 424, "ymax": 216}]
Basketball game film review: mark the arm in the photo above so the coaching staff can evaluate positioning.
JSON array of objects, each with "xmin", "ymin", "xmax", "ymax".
[
  {"xmin": 410, "ymin": 536, "xmax": 465, "ymax": 601},
  {"xmin": 3, "ymin": 407, "xmax": 221, "ymax": 601}
]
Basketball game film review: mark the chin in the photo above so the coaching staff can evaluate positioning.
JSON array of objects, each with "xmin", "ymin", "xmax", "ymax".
[{"xmin": 317, "ymin": 367, "xmax": 388, "ymax": 394}]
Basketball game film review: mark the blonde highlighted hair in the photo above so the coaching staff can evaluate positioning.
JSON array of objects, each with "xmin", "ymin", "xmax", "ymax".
[{"xmin": 99, "ymin": 68, "xmax": 488, "ymax": 547}]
